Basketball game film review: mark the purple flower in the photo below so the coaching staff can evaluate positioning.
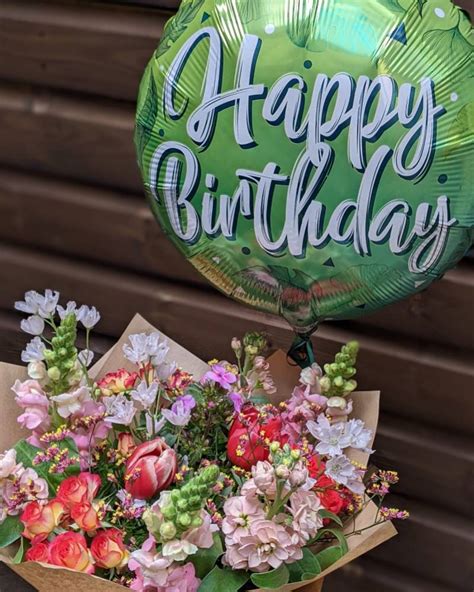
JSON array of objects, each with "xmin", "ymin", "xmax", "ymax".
[
  {"xmin": 162, "ymin": 395, "xmax": 196, "ymax": 427},
  {"xmin": 229, "ymin": 392, "xmax": 243, "ymax": 413},
  {"xmin": 202, "ymin": 364, "xmax": 238, "ymax": 391}
]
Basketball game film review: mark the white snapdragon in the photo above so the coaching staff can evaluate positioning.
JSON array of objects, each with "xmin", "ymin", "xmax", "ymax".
[
  {"xmin": 21, "ymin": 337, "xmax": 46, "ymax": 363},
  {"xmin": 325, "ymin": 455, "xmax": 364, "ymax": 494},
  {"xmin": 123, "ymin": 332, "xmax": 170, "ymax": 365},
  {"xmin": 103, "ymin": 394, "xmax": 136, "ymax": 425},
  {"xmin": 57, "ymin": 301, "xmax": 78, "ymax": 320},
  {"xmin": 77, "ymin": 305, "xmax": 101, "ymax": 329},
  {"xmin": 51, "ymin": 386, "xmax": 91, "ymax": 418},
  {"xmin": 20, "ymin": 315, "xmax": 45, "ymax": 336},
  {"xmin": 130, "ymin": 380, "xmax": 159, "ymax": 410}
]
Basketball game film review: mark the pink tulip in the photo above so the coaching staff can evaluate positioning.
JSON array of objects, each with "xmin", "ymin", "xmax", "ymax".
[{"xmin": 125, "ymin": 439, "xmax": 177, "ymax": 500}]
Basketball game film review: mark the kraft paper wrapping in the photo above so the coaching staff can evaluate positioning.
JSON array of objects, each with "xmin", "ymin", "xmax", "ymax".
[{"xmin": 0, "ymin": 314, "xmax": 396, "ymax": 591}]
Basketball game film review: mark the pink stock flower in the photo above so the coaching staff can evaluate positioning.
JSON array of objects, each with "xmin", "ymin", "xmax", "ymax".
[
  {"xmin": 252, "ymin": 461, "xmax": 275, "ymax": 493},
  {"xmin": 221, "ymin": 496, "xmax": 266, "ymax": 543},
  {"xmin": 288, "ymin": 490, "xmax": 323, "ymax": 544},
  {"xmin": 12, "ymin": 380, "xmax": 50, "ymax": 431},
  {"xmin": 129, "ymin": 537, "xmax": 172, "ymax": 588},
  {"xmin": 224, "ymin": 519, "xmax": 303, "ymax": 572},
  {"xmin": 157, "ymin": 563, "xmax": 200, "ymax": 592}
]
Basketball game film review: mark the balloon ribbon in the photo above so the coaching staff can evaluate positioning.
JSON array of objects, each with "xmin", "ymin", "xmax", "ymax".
[{"xmin": 287, "ymin": 334, "xmax": 316, "ymax": 369}]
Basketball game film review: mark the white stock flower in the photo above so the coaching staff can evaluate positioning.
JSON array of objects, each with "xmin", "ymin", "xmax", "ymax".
[
  {"xmin": 344, "ymin": 419, "xmax": 373, "ymax": 453},
  {"xmin": 78, "ymin": 349, "xmax": 94, "ymax": 367},
  {"xmin": 307, "ymin": 415, "xmax": 352, "ymax": 457},
  {"xmin": 20, "ymin": 315, "xmax": 45, "ymax": 336},
  {"xmin": 21, "ymin": 337, "xmax": 46, "ymax": 363},
  {"xmin": 77, "ymin": 305, "xmax": 101, "ymax": 329},
  {"xmin": 325, "ymin": 455, "xmax": 364, "ymax": 493},
  {"xmin": 103, "ymin": 394, "xmax": 136, "ymax": 425},
  {"xmin": 123, "ymin": 332, "xmax": 169, "ymax": 365},
  {"xmin": 131, "ymin": 380, "xmax": 158, "ymax": 410},
  {"xmin": 57, "ymin": 301, "xmax": 78, "ymax": 320},
  {"xmin": 51, "ymin": 386, "xmax": 91, "ymax": 418}
]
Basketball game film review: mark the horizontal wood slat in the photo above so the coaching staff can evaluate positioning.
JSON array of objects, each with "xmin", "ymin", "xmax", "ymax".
[
  {"xmin": 0, "ymin": 82, "xmax": 140, "ymax": 192},
  {"xmin": 0, "ymin": 168, "xmax": 472, "ymax": 350},
  {"xmin": 0, "ymin": 0, "xmax": 163, "ymax": 101},
  {"xmin": 0, "ymin": 243, "xmax": 472, "ymax": 438}
]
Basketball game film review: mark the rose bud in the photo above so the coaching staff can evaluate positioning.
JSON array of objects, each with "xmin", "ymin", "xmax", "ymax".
[
  {"xmin": 117, "ymin": 433, "xmax": 136, "ymax": 458},
  {"xmin": 71, "ymin": 501, "xmax": 101, "ymax": 532},
  {"xmin": 25, "ymin": 541, "xmax": 50, "ymax": 563},
  {"xmin": 97, "ymin": 369, "xmax": 137, "ymax": 396},
  {"xmin": 57, "ymin": 472, "xmax": 101, "ymax": 508},
  {"xmin": 91, "ymin": 529, "xmax": 128, "ymax": 569},
  {"xmin": 125, "ymin": 438, "xmax": 177, "ymax": 500},
  {"xmin": 21, "ymin": 499, "xmax": 66, "ymax": 543},
  {"xmin": 49, "ymin": 532, "xmax": 94, "ymax": 574}
]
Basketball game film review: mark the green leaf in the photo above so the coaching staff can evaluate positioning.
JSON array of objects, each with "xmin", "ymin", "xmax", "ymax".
[
  {"xmin": 13, "ymin": 537, "xmax": 29, "ymax": 563},
  {"xmin": 190, "ymin": 533, "xmax": 223, "ymax": 579},
  {"xmin": 250, "ymin": 564, "xmax": 290, "ymax": 589},
  {"xmin": 0, "ymin": 516, "xmax": 23, "ymax": 549},
  {"xmin": 198, "ymin": 566, "xmax": 249, "ymax": 592},
  {"xmin": 14, "ymin": 438, "xmax": 80, "ymax": 494},
  {"xmin": 314, "ymin": 545, "xmax": 344, "ymax": 571},
  {"xmin": 288, "ymin": 548, "xmax": 321, "ymax": 583},
  {"xmin": 318, "ymin": 509, "xmax": 343, "ymax": 527}
]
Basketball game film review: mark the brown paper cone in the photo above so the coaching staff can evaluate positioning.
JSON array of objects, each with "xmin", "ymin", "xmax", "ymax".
[{"xmin": 0, "ymin": 315, "xmax": 396, "ymax": 591}]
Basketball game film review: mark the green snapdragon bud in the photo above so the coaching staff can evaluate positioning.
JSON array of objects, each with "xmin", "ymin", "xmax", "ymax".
[
  {"xmin": 43, "ymin": 314, "xmax": 79, "ymax": 396},
  {"xmin": 321, "ymin": 341, "xmax": 359, "ymax": 397}
]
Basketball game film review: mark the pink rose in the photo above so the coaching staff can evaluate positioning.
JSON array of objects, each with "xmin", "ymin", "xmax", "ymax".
[{"xmin": 12, "ymin": 380, "xmax": 50, "ymax": 431}]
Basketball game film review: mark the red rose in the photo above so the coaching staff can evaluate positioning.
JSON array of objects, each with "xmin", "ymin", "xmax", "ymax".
[
  {"xmin": 125, "ymin": 438, "xmax": 177, "ymax": 500},
  {"xmin": 25, "ymin": 541, "xmax": 50, "ymax": 563},
  {"xmin": 21, "ymin": 499, "xmax": 66, "ymax": 543},
  {"xmin": 57, "ymin": 472, "xmax": 101, "ymax": 508},
  {"xmin": 319, "ymin": 488, "xmax": 345, "ymax": 515},
  {"xmin": 308, "ymin": 454, "xmax": 345, "ymax": 516},
  {"xmin": 91, "ymin": 529, "xmax": 128, "ymax": 569},
  {"xmin": 71, "ymin": 501, "xmax": 101, "ymax": 532},
  {"xmin": 227, "ymin": 406, "xmax": 286, "ymax": 470},
  {"xmin": 49, "ymin": 532, "xmax": 94, "ymax": 574}
]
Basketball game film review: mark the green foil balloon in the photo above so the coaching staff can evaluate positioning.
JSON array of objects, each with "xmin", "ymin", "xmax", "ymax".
[{"xmin": 136, "ymin": 0, "xmax": 473, "ymax": 335}]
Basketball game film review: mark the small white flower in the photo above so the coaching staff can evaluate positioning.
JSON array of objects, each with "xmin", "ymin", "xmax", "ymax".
[
  {"xmin": 21, "ymin": 337, "xmax": 46, "ymax": 363},
  {"xmin": 131, "ymin": 380, "xmax": 158, "ymax": 410},
  {"xmin": 27, "ymin": 361, "xmax": 48, "ymax": 381},
  {"xmin": 307, "ymin": 415, "xmax": 352, "ymax": 457},
  {"xmin": 20, "ymin": 315, "xmax": 45, "ymax": 336},
  {"xmin": 78, "ymin": 349, "xmax": 94, "ymax": 367},
  {"xmin": 145, "ymin": 414, "xmax": 166, "ymax": 437},
  {"xmin": 37, "ymin": 290, "xmax": 60, "ymax": 318},
  {"xmin": 15, "ymin": 291, "xmax": 42, "ymax": 315},
  {"xmin": 77, "ymin": 305, "xmax": 101, "ymax": 329},
  {"xmin": 103, "ymin": 394, "xmax": 136, "ymax": 425},
  {"xmin": 155, "ymin": 360, "xmax": 177, "ymax": 381},
  {"xmin": 51, "ymin": 386, "xmax": 91, "ymax": 418},
  {"xmin": 161, "ymin": 539, "xmax": 198, "ymax": 562},
  {"xmin": 344, "ymin": 419, "xmax": 373, "ymax": 453},
  {"xmin": 57, "ymin": 301, "xmax": 78, "ymax": 320},
  {"xmin": 325, "ymin": 455, "xmax": 364, "ymax": 493},
  {"xmin": 300, "ymin": 363, "xmax": 322, "ymax": 387},
  {"xmin": 123, "ymin": 332, "xmax": 169, "ymax": 365},
  {"xmin": 0, "ymin": 449, "xmax": 18, "ymax": 479}
]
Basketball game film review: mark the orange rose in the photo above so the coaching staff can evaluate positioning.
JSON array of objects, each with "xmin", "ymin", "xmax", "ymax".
[
  {"xmin": 117, "ymin": 433, "xmax": 136, "ymax": 458},
  {"xmin": 97, "ymin": 369, "xmax": 138, "ymax": 396},
  {"xmin": 21, "ymin": 499, "xmax": 66, "ymax": 543},
  {"xmin": 57, "ymin": 472, "xmax": 101, "ymax": 508},
  {"xmin": 49, "ymin": 532, "xmax": 94, "ymax": 574},
  {"xmin": 91, "ymin": 529, "xmax": 128, "ymax": 569},
  {"xmin": 71, "ymin": 501, "xmax": 101, "ymax": 532},
  {"xmin": 25, "ymin": 541, "xmax": 50, "ymax": 563}
]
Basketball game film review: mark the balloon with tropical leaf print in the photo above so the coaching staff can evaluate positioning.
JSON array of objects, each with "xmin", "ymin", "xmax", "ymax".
[{"xmin": 135, "ymin": 0, "xmax": 473, "ymax": 342}]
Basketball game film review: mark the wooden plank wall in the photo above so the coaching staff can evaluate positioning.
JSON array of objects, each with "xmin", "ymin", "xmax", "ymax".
[{"xmin": 0, "ymin": 1, "xmax": 473, "ymax": 590}]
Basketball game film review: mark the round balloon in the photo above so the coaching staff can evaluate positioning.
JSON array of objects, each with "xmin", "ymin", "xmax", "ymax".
[{"xmin": 135, "ymin": 0, "xmax": 473, "ymax": 335}]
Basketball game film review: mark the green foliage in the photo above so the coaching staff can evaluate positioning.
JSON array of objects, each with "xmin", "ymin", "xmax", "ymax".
[
  {"xmin": 198, "ymin": 566, "xmax": 249, "ymax": 592},
  {"xmin": 288, "ymin": 548, "xmax": 321, "ymax": 582},
  {"xmin": 14, "ymin": 438, "xmax": 80, "ymax": 493},
  {"xmin": 250, "ymin": 564, "xmax": 290, "ymax": 589},
  {"xmin": 312, "ymin": 527, "xmax": 349, "ymax": 571},
  {"xmin": 0, "ymin": 516, "xmax": 23, "ymax": 549},
  {"xmin": 320, "ymin": 341, "xmax": 359, "ymax": 397},
  {"xmin": 190, "ymin": 533, "xmax": 223, "ymax": 579},
  {"xmin": 42, "ymin": 313, "xmax": 79, "ymax": 396},
  {"xmin": 318, "ymin": 509, "xmax": 344, "ymax": 527}
]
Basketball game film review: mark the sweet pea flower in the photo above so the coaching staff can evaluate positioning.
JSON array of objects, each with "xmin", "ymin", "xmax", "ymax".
[
  {"xmin": 12, "ymin": 380, "xmax": 50, "ymax": 431},
  {"xmin": 21, "ymin": 337, "xmax": 46, "ymax": 363},
  {"xmin": 123, "ymin": 332, "xmax": 169, "ymax": 365},
  {"xmin": 20, "ymin": 316, "xmax": 45, "ymax": 336},
  {"xmin": 161, "ymin": 395, "xmax": 196, "ymax": 427},
  {"xmin": 131, "ymin": 380, "xmax": 159, "ymax": 410},
  {"xmin": 51, "ymin": 386, "xmax": 91, "ymax": 419},
  {"xmin": 77, "ymin": 305, "xmax": 101, "ymax": 329},
  {"xmin": 202, "ymin": 363, "xmax": 238, "ymax": 391},
  {"xmin": 228, "ymin": 392, "xmax": 243, "ymax": 413}
]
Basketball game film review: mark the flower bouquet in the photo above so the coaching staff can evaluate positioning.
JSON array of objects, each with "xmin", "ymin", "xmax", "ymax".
[{"xmin": 0, "ymin": 290, "xmax": 406, "ymax": 592}]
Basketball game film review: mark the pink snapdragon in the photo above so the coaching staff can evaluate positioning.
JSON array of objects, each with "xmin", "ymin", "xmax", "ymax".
[
  {"xmin": 12, "ymin": 380, "xmax": 50, "ymax": 432},
  {"xmin": 281, "ymin": 385, "xmax": 327, "ymax": 444}
]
